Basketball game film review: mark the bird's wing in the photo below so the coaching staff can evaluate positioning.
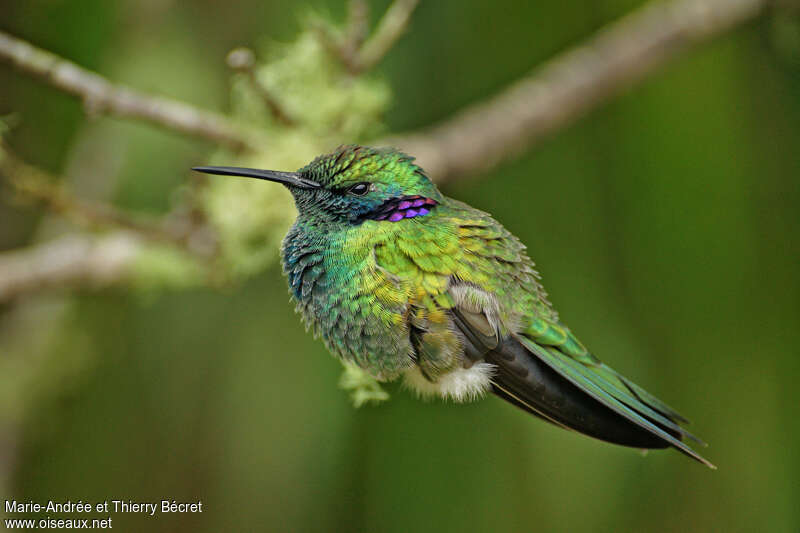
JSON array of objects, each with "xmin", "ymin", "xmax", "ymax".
[
  {"xmin": 377, "ymin": 200, "xmax": 713, "ymax": 467},
  {"xmin": 451, "ymin": 297, "xmax": 713, "ymax": 467},
  {"xmin": 517, "ymin": 330, "xmax": 713, "ymax": 467}
]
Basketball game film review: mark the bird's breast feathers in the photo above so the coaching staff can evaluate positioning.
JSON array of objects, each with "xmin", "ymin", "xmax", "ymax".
[{"xmin": 282, "ymin": 201, "xmax": 552, "ymax": 395}]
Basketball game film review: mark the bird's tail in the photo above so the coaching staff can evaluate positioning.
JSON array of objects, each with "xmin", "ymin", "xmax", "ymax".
[{"xmin": 485, "ymin": 335, "xmax": 715, "ymax": 468}]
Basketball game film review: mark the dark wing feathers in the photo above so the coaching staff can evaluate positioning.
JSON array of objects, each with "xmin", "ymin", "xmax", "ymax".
[
  {"xmin": 449, "ymin": 301, "xmax": 714, "ymax": 468},
  {"xmin": 516, "ymin": 336, "xmax": 714, "ymax": 468},
  {"xmin": 486, "ymin": 335, "xmax": 674, "ymax": 447}
]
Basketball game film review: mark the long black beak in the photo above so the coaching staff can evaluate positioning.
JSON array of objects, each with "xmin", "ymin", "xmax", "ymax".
[{"xmin": 192, "ymin": 166, "xmax": 321, "ymax": 189}]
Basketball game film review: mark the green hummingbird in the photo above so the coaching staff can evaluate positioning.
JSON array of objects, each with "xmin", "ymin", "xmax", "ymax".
[{"xmin": 194, "ymin": 145, "xmax": 713, "ymax": 468}]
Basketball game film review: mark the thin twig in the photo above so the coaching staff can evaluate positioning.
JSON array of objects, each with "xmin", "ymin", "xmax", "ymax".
[
  {"xmin": 226, "ymin": 48, "xmax": 296, "ymax": 126},
  {"xmin": 0, "ymin": 146, "xmax": 184, "ymax": 244},
  {"xmin": 357, "ymin": 0, "xmax": 419, "ymax": 72},
  {"xmin": 342, "ymin": 0, "xmax": 370, "ymax": 60},
  {"xmin": 0, "ymin": 31, "xmax": 263, "ymax": 152},
  {"xmin": 0, "ymin": 0, "xmax": 772, "ymax": 302},
  {"xmin": 316, "ymin": 0, "xmax": 419, "ymax": 74},
  {"xmin": 0, "ymin": 157, "xmax": 218, "ymax": 303},
  {"xmin": 381, "ymin": 0, "xmax": 769, "ymax": 183}
]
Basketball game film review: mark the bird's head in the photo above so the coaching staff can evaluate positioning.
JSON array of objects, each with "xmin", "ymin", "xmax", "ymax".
[{"xmin": 194, "ymin": 145, "xmax": 442, "ymax": 227}]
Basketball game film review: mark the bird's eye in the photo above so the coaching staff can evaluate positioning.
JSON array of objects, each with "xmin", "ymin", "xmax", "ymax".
[{"xmin": 347, "ymin": 182, "xmax": 370, "ymax": 196}]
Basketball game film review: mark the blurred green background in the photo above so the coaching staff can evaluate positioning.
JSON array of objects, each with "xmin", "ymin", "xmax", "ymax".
[{"xmin": 1, "ymin": 1, "xmax": 799, "ymax": 532}]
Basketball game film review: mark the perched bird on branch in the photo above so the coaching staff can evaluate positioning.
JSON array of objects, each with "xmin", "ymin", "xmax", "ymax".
[{"xmin": 194, "ymin": 145, "xmax": 713, "ymax": 468}]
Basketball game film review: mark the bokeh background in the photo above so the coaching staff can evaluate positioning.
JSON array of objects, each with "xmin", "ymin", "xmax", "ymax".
[{"xmin": 1, "ymin": 1, "xmax": 799, "ymax": 532}]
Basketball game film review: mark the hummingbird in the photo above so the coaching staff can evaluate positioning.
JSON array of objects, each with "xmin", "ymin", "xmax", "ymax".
[{"xmin": 193, "ymin": 145, "xmax": 713, "ymax": 468}]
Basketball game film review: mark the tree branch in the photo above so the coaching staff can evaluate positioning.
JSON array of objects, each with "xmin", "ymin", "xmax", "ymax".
[
  {"xmin": 1, "ymin": 145, "xmax": 186, "ymax": 244},
  {"xmin": 0, "ymin": 0, "xmax": 772, "ymax": 302},
  {"xmin": 316, "ymin": 0, "xmax": 419, "ymax": 74},
  {"xmin": 226, "ymin": 48, "xmax": 296, "ymax": 126},
  {"xmin": 0, "ymin": 147, "xmax": 219, "ymax": 304},
  {"xmin": 0, "ymin": 233, "xmax": 142, "ymax": 302},
  {"xmin": 343, "ymin": 0, "xmax": 370, "ymax": 60},
  {"xmin": 357, "ymin": 0, "xmax": 419, "ymax": 72},
  {"xmin": 0, "ymin": 31, "xmax": 263, "ymax": 152},
  {"xmin": 381, "ymin": 0, "xmax": 769, "ymax": 183}
]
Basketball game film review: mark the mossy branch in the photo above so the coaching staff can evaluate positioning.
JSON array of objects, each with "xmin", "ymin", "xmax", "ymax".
[
  {"xmin": 315, "ymin": 0, "xmax": 419, "ymax": 74},
  {"xmin": 0, "ymin": 0, "xmax": 775, "ymax": 301},
  {"xmin": 339, "ymin": 362, "xmax": 390, "ymax": 407},
  {"xmin": 1, "ymin": 146, "xmax": 182, "ymax": 244},
  {"xmin": 381, "ymin": 0, "xmax": 771, "ymax": 183},
  {"xmin": 0, "ymin": 233, "xmax": 142, "ymax": 302},
  {"xmin": 0, "ymin": 31, "xmax": 264, "ymax": 152},
  {"xmin": 0, "ymin": 146, "xmax": 218, "ymax": 302},
  {"xmin": 226, "ymin": 47, "xmax": 297, "ymax": 127}
]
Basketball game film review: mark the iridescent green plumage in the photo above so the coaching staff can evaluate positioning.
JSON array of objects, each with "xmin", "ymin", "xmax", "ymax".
[{"xmin": 194, "ymin": 145, "xmax": 713, "ymax": 468}]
